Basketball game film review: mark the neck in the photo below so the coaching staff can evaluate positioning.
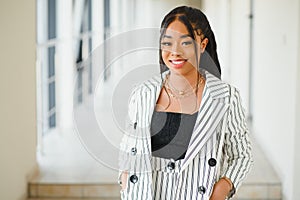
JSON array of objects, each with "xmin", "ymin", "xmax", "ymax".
[{"xmin": 168, "ymin": 70, "xmax": 200, "ymax": 91}]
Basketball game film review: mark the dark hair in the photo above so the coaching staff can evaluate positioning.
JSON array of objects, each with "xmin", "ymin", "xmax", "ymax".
[{"xmin": 159, "ymin": 6, "xmax": 221, "ymax": 79}]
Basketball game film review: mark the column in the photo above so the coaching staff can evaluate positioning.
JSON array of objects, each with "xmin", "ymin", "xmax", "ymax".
[{"xmin": 56, "ymin": 0, "xmax": 74, "ymax": 132}]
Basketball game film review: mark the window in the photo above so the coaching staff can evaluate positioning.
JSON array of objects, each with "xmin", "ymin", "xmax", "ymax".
[
  {"xmin": 75, "ymin": 0, "xmax": 93, "ymax": 104},
  {"xmin": 37, "ymin": 0, "xmax": 98, "ymax": 137},
  {"xmin": 36, "ymin": 0, "xmax": 57, "ymax": 136}
]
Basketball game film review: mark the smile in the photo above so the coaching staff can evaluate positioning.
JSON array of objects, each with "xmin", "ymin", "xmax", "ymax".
[{"xmin": 169, "ymin": 59, "xmax": 187, "ymax": 69}]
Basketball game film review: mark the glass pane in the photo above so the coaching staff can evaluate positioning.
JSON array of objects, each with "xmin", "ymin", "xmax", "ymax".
[
  {"xmin": 48, "ymin": 46, "xmax": 55, "ymax": 78},
  {"xmin": 78, "ymin": 69, "xmax": 83, "ymax": 103},
  {"xmin": 88, "ymin": 37, "xmax": 93, "ymax": 94},
  {"xmin": 104, "ymin": 0, "xmax": 110, "ymax": 28},
  {"xmin": 88, "ymin": 0, "xmax": 92, "ymax": 31},
  {"xmin": 48, "ymin": 81, "xmax": 56, "ymax": 110},
  {"xmin": 48, "ymin": 0, "xmax": 56, "ymax": 40},
  {"xmin": 49, "ymin": 113, "xmax": 56, "ymax": 128}
]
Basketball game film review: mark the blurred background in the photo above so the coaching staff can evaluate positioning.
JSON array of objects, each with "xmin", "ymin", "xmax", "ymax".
[{"xmin": 1, "ymin": 0, "xmax": 300, "ymax": 199}]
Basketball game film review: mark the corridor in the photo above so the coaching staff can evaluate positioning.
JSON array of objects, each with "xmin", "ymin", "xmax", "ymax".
[{"xmin": 1, "ymin": 0, "xmax": 300, "ymax": 200}]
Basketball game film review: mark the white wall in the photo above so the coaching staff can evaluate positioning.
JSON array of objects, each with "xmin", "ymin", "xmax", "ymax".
[
  {"xmin": 202, "ymin": 0, "xmax": 250, "ymax": 114},
  {"xmin": 116, "ymin": 0, "xmax": 202, "ymax": 30},
  {"xmin": 252, "ymin": 1, "xmax": 299, "ymax": 199},
  {"xmin": 292, "ymin": 2, "xmax": 300, "ymax": 199},
  {"xmin": 0, "ymin": 0, "xmax": 37, "ymax": 199},
  {"xmin": 293, "ymin": 48, "xmax": 300, "ymax": 198},
  {"xmin": 294, "ymin": 5, "xmax": 300, "ymax": 197},
  {"xmin": 202, "ymin": 0, "xmax": 300, "ymax": 199}
]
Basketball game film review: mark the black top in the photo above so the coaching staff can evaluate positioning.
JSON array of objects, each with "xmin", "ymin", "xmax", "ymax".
[{"xmin": 150, "ymin": 110, "xmax": 198, "ymax": 161}]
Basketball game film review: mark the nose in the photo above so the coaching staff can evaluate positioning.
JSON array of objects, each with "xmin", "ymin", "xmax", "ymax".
[{"xmin": 171, "ymin": 42, "xmax": 183, "ymax": 56}]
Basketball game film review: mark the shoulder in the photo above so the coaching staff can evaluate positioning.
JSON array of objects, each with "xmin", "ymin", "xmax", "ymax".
[
  {"xmin": 131, "ymin": 72, "xmax": 164, "ymax": 93},
  {"xmin": 127, "ymin": 72, "xmax": 163, "ymax": 103},
  {"xmin": 204, "ymin": 70, "xmax": 242, "ymax": 101}
]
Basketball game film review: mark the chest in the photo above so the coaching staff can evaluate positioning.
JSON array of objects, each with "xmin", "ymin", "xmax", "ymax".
[{"xmin": 155, "ymin": 85, "xmax": 204, "ymax": 115}]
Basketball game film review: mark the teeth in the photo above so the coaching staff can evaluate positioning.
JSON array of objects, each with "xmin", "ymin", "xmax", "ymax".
[{"xmin": 171, "ymin": 60, "xmax": 185, "ymax": 64}]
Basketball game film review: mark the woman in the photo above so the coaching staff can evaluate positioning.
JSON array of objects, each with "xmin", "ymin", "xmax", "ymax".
[{"xmin": 118, "ymin": 6, "xmax": 252, "ymax": 200}]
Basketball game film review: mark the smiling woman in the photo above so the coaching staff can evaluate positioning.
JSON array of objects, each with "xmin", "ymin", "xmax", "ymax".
[{"xmin": 118, "ymin": 6, "xmax": 253, "ymax": 200}]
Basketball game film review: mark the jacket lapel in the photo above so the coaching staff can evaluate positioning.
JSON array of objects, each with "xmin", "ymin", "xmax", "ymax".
[{"xmin": 180, "ymin": 72, "xmax": 230, "ymax": 172}]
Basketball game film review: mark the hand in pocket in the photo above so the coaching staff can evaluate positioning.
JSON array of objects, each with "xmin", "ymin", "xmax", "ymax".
[{"xmin": 121, "ymin": 171, "xmax": 128, "ymax": 190}]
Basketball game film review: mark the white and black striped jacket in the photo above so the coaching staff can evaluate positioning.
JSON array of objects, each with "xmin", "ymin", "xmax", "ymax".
[{"xmin": 119, "ymin": 70, "xmax": 253, "ymax": 200}]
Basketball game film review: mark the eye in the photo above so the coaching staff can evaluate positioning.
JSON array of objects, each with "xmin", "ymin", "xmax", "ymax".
[
  {"xmin": 161, "ymin": 42, "xmax": 172, "ymax": 46},
  {"xmin": 182, "ymin": 41, "xmax": 193, "ymax": 46}
]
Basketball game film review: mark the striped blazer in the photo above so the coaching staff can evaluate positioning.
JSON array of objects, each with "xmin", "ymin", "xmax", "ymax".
[{"xmin": 118, "ymin": 70, "xmax": 253, "ymax": 200}]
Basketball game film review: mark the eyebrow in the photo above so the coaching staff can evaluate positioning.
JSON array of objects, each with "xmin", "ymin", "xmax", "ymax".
[{"xmin": 163, "ymin": 34, "xmax": 191, "ymax": 39}]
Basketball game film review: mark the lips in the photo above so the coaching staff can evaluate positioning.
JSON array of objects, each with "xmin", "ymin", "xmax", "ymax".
[{"xmin": 169, "ymin": 59, "xmax": 187, "ymax": 69}]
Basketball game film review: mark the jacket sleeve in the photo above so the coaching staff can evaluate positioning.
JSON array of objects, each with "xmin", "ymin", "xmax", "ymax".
[
  {"xmin": 220, "ymin": 86, "xmax": 253, "ymax": 192},
  {"xmin": 118, "ymin": 85, "xmax": 139, "ymax": 176}
]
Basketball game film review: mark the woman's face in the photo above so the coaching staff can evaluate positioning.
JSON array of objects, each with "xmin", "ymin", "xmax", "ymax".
[{"xmin": 161, "ymin": 19, "xmax": 207, "ymax": 76}]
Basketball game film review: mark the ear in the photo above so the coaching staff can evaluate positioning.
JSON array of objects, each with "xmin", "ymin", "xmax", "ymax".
[{"xmin": 200, "ymin": 38, "xmax": 209, "ymax": 53}]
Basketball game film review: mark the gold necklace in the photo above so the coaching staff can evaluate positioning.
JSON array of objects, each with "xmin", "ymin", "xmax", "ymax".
[{"xmin": 164, "ymin": 74, "xmax": 204, "ymax": 99}]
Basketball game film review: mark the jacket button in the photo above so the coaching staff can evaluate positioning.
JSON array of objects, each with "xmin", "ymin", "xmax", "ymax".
[
  {"xmin": 167, "ymin": 161, "xmax": 175, "ymax": 170},
  {"xmin": 208, "ymin": 158, "xmax": 217, "ymax": 167},
  {"xmin": 131, "ymin": 147, "xmax": 137, "ymax": 155},
  {"xmin": 198, "ymin": 186, "xmax": 206, "ymax": 194},
  {"xmin": 130, "ymin": 174, "xmax": 138, "ymax": 183},
  {"xmin": 134, "ymin": 122, "xmax": 137, "ymax": 129}
]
